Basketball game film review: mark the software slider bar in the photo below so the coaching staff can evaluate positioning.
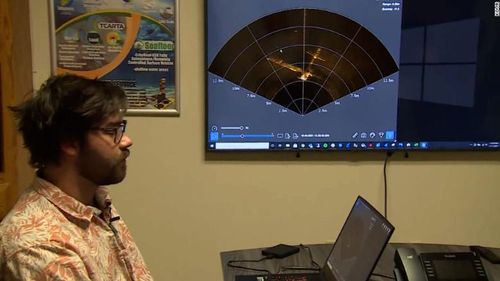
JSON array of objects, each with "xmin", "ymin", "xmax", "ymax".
[{"xmin": 221, "ymin": 134, "xmax": 274, "ymax": 139}]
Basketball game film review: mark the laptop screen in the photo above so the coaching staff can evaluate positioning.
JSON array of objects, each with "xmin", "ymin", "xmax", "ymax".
[{"xmin": 323, "ymin": 196, "xmax": 394, "ymax": 281}]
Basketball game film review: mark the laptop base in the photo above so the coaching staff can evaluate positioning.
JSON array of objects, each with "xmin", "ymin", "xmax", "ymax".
[{"xmin": 235, "ymin": 273, "xmax": 321, "ymax": 281}]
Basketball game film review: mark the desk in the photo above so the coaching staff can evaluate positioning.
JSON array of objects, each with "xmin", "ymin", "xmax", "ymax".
[{"xmin": 221, "ymin": 243, "xmax": 500, "ymax": 281}]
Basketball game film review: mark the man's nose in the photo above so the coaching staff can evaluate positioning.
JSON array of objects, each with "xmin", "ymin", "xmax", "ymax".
[{"xmin": 120, "ymin": 133, "xmax": 133, "ymax": 148}]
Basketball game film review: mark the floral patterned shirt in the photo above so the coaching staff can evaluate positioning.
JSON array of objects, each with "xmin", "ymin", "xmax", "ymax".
[{"xmin": 0, "ymin": 177, "xmax": 153, "ymax": 281}]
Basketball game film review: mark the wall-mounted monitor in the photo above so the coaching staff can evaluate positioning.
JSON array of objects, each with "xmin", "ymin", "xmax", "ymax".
[{"xmin": 206, "ymin": 0, "xmax": 500, "ymax": 151}]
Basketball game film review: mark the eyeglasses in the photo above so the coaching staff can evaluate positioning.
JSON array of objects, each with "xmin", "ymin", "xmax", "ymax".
[{"xmin": 91, "ymin": 120, "xmax": 127, "ymax": 144}]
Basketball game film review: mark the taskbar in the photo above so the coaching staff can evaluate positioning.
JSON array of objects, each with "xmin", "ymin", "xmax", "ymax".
[{"xmin": 207, "ymin": 141, "xmax": 500, "ymax": 151}]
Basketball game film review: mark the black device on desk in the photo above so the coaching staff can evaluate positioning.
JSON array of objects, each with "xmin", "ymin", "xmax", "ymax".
[{"xmin": 394, "ymin": 247, "xmax": 489, "ymax": 281}]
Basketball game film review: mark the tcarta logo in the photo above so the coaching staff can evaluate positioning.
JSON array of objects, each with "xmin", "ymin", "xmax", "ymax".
[{"xmin": 98, "ymin": 22, "xmax": 126, "ymax": 30}]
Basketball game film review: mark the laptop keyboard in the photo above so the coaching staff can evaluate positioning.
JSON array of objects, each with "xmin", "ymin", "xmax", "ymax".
[
  {"xmin": 235, "ymin": 273, "xmax": 320, "ymax": 281},
  {"xmin": 268, "ymin": 273, "xmax": 313, "ymax": 281}
]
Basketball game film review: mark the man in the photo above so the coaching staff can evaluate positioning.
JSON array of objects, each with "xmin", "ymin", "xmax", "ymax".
[{"xmin": 0, "ymin": 74, "xmax": 153, "ymax": 280}]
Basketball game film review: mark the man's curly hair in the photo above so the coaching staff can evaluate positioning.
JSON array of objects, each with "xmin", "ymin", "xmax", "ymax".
[{"xmin": 10, "ymin": 74, "xmax": 128, "ymax": 168}]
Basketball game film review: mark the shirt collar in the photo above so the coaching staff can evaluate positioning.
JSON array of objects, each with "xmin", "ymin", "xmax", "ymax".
[{"xmin": 32, "ymin": 176, "xmax": 116, "ymax": 225}]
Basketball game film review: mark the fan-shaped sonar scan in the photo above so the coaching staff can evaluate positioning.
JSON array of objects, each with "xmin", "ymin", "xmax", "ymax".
[{"xmin": 209, "ymin": 9, "xmax": 398, "ymax": 115}]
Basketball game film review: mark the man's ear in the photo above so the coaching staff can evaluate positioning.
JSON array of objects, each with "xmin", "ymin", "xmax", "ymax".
[{"xmin": 60, "ymin": 139, "xmax": 80, "ymax": 158}]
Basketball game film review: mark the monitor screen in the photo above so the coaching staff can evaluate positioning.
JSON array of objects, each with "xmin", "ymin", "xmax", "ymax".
[
  {"xmin": 206, "ymin": 0, "xmax": 500, "ymax": 151},
  {"xmin": 324, "ymin": 196, "xmax": 394, "ymax": 281}
]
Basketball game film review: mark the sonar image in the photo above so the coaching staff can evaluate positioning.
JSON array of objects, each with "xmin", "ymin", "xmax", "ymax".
[{"xmin": 209, "ymin": 8, "xmax": 398, "ymax": 115}]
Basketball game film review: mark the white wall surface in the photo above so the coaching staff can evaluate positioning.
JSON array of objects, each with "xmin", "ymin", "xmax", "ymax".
[{"xmin": 29, "ymin": 1, "xmax": 500, "ymax": 281}]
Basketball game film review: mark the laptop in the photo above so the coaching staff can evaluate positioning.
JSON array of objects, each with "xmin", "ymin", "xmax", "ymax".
[{"xmin": 235, "ymin": 196, "xmax": 395, "ymax": 281}]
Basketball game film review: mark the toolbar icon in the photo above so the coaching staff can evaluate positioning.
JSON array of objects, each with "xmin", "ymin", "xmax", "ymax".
[
  {"xmin": 210, "ymin": 132, "xmax": 219, "ymax": 141},
  {"xmin": 385, "ymin": 131, "xmax": 395, "ymax": 140}
]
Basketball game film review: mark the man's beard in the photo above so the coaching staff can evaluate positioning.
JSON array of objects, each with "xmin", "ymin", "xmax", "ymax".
[{"xmin": 77, "ymin": 147, "xmax": 128, "ymax": 186}]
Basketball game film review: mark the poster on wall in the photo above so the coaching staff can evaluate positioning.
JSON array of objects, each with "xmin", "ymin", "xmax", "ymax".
[{"xmin": 49, "ymin": 0, "xmax": 179, "ymax": 116}]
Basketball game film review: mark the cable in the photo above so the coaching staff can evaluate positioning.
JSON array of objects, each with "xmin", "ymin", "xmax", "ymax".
[
  {"xmin": 227, "ymin": 256, "xmax": 273, "ymax": 275},
  {"xmin": 301, "ymin": 244, "xmax": 321, "ymax": 270},
  {"xmin": 383, "ymin": 151, "xmax": 393, "ymax": 219},
  {"xmin": 279, "ymin": 245, "xmax": 321, "ymax": 272},
  {"xmin": 279, "ymin": 266, "xmax": 320, "ymax": 272},
  {"xmin": 371, "ymin": 272, "xmax": 396, "ymax": 280},
  {"xmin": 228, "ymin": 245, "xmax": 321, "ymax": 275}
]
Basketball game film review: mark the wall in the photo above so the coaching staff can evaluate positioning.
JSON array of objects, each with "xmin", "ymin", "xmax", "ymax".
[{"xmin": 29, "ymin": 1, "xmax": 500, "ymax": 281}]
